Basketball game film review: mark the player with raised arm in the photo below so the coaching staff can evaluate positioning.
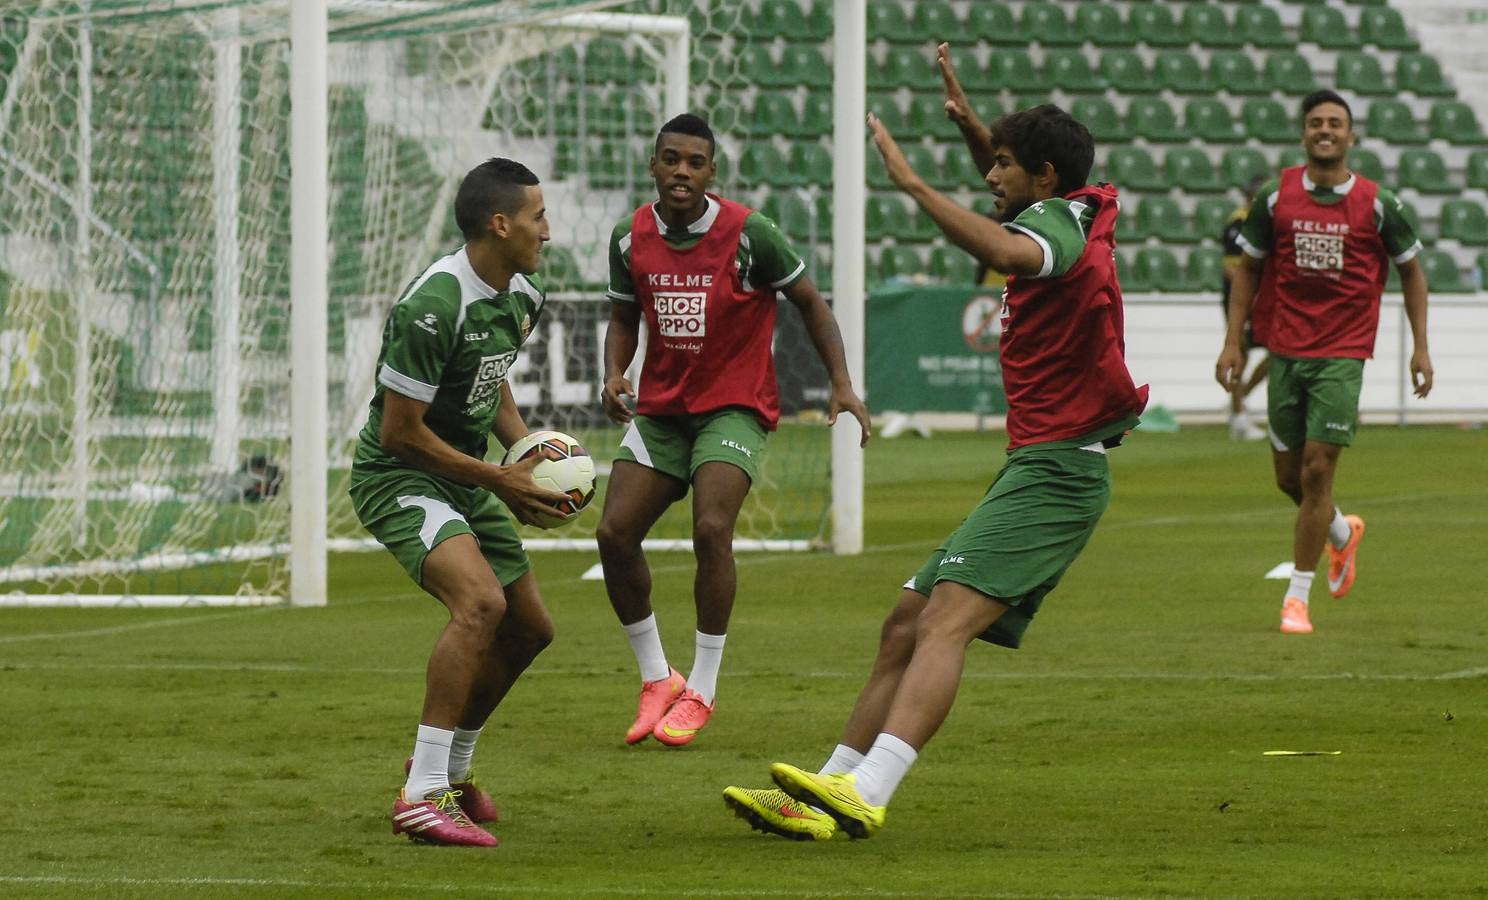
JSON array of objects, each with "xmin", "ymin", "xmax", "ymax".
[
  {"xmin": 724, "ymin": 46, "xmax": 1147, "ymax": 840},
  {"xmin": 597, "ymin": 113, "xmax": 870, "ymax": 748},
  {"xmin": 348, "ymin": 158, "xmax": 572, "ymax": 847},
  {"xmin": 1216, "ymin": 90, "xmax": 1432, "ymax": 635}
]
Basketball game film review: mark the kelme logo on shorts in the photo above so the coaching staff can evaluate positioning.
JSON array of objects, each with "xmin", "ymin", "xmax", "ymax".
[
  {"xmin": 1325, "ymin": 421, "xmax": 1350, "ymax": 431},
  {"xmin": 939, "ymin": 555, "xmax": 965, "ymax": 566},
  {"xmin": 722, "ymin": 439, "xmax": 753, "ymax": 457}
]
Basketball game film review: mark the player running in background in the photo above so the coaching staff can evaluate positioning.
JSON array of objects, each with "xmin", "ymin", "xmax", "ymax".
[
  {"xmin": 724, "ymin": 60, "xmax": 1147, "ymax": 840},
  {"xmin": 349, "ymin": 158, "xmax": 572, "ymax": 847},
  {"xmin": 1216, "ymin": 90, "xmax": 1433, "ymax": 635},
  {"xmin": 597, "ymin": 113, "xmax": 870, "ymax": 748},
  {"xmin": 1222, "ymin": 176, "xmax": 1270, "ymax": 442}
]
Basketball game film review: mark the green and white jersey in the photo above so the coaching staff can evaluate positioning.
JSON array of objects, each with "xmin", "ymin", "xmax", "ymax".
[
  {"xmin": 1002, "ymin": 197, "xmax": 1095, "ymax": 278},
  {"xmin": 1237, "ymin": 172, "xmax": 1421, "ymax": 264},
  {"xmin": 606, "ymin": 196, "xmax": 806, "ymax": 302},
  {"xmin": 353, "ymin": 247, "xmax": 545, "ymax": 474}
]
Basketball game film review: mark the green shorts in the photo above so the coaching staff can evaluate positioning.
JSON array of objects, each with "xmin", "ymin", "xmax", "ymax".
[
  {"xmin": 908, "ymin": 446, "xmax": 1112, "ymax": 649},
  {"xmin": 614, "ymin": 407, "xmax": 767, "ymax": 486},
  {"xmin": 348, "ymin": 466, "xmax": 529, "ymax": 589},
  {"xmin": 1267, "ymin": 355, "xmax": 1365, "ymax": 450}
]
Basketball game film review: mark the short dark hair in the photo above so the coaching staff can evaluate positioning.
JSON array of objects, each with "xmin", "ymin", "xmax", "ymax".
[
  {"xmin": 656, "ymin": 112, "xmax": 716, "ymax": 157},
  {"xmin": 986, "ymin": 104, "xmax": 1093, "ymax": 196},
  {"xmin": 1300, "ymin": 89, "xmax": 1353, "ymax": 128},
  {"xmin": 454, "ymin": 157, "xmax": 540, "ymax": 241}
]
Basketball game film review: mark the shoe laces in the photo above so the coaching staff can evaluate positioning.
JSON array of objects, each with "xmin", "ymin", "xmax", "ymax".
[{"xmin": 430, "ymin": 789, "xmax": 477, "ymax": 828}]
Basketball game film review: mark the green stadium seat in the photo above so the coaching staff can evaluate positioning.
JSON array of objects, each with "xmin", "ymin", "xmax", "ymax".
[
  {"xmin": 1264, "ymin": 51, "xmax": 1320, "ymax": 95},
  {"xmin": 1019, "ymin": 2, "xmax": 1080, "ymax": 45},
  {"xmin": 1477, "ymin": 251, "xmax": 1488, "ymax": 290},
  {"xmin": 742, "ymin": 46, "xmax": 788, "ymax": 88},
  {"xmin": 583, "ymin": 87, "xmax": 628, "ymax": 137},
  {"xmin": 553, "ymin": 138, "xmax": 578, "ymax": 178},
  {"xmin": 698, "ymin": 90, "xmax": 748, "ymax": 136},
  {"xmin": 1275, "ymin": 147, "xmax": 1308, "ymax": 171},
  {"xmin": 1397, "ymin": 149, "xmax": 1456, "ymax": 194},
  {"xmin": 747, "ymin": 93, "xmax": 800, "ymax": 137},
  {"xmin": 1184, "ymin": 5, "xmax": 1242, "ymax": 48},
  {"xmin": 1135, "ymin": 196, "xmax": 1193, "ymax": 244},
  {"xmin": 943, "ymin": 45, "xmax": 991, "ymax": 92},
  {"xmin": 865, "ymin": 196, "xmax": 900, "ymax": 242},
  {"xmin": 907, "ymin": 91, "xmax": 973, "ymax": 143},
  {"xmin": 1236, "ymin": 6, "xmax": 1292, "ymax": 48},
  {"xmin": 588, "ymin": 140, "xmax": 634, "ymax": 189},
  {"xmin": 1100, "ymin": 49, "xmax": 1158, "ymax": 94},
  {"xmin": 769, "ymin": 191, "xmax": 824, "ymax": 245},
  {"xmin": 871, "ymin": 95, "xmax": 911, "ymax": 133},
  {"xmin": 1186, "ymin": 247, "xmax": 1226, "ymax": 292},
  {"xmin": 927, "ymin": 245, "xmax": 978, "ymax": 284},
  {"xmin": 1115, "ymin": 205, "xmax": 1147, "ymax": 245},
  {"xmin": 1129, "ymin": 4, "xmax": 1187, "ymax": 46},
  {"xmin": 1209, "ymin": 51, "xmax": 1267, "ymax": 96},
  {"xmin": 737, "ymin": 143, "xmax": 789, "ymax": 188},
  {"xmin": 1395, "ymin": 53, "xmax": 1454, "ymax": 98},
  {"xmin": 584, "ymin": 39, "xmax": 635, "ymax": 85},
  {"xmin": 1469, "ymin": 151, "xmax": 1488, "ymax": 190},
  {"xmin": 800, "ymin": 0, "xmax": 832, "ymax": 40},
  {"xmin": 1044, "ymin": 48, "xmax": 1105, "ymax": 94},
  {"xmin": 753, "ymin": 0, "xmax": 803, "ymax": 39},
  {"xmin": 868, "ymin": 2, "xmax": 913, "ymax": 43},
  {"xmin": 809, "ymin": 244, "xmax": 832, "ymax": 292},
  {"xmin": 1071, "ymin": 97, "xmax": 1131, "ymax": 143},
  {"xmin": 878, "ymin": 245, "xmax": 926, "ymax": 282},
  {"xmin": 1439, "ymin": 200, "xmax": 1488, "ymax": 246},
  {"xmin": 1165, "ymin": 147, "xmax": 1225, "ymax": 193},
  {"xmin": 1106, "ymin": 147, "xmax": 1167, "ymax": 192},
  {"xmin": 1222, "ymin": 146, "xmax": 1272, "ymax": 191},
  {"xmin": 789, "ymin": 142, "xmax": 834, "ymax": 188},
  {"xmin": 870, "ymin": 143, "xmax": 941, "ymax": 189},
  {"xmin": 1366, "ymin": 99, "xmax": 1428, "ymax": 144},
  {"xmin": 1347, "ymin": 147, "xmax": 1386, "ymax": 183},
  {"xmin": 875, "ymin": 46, "xmax": 933, "ymax": 90},
  {"xmin": 1359, "ymin": 6, "xmax": 1418, "ymax": 50},
  {"xmin": 1429, "ymin": 101, "xmax": 1488, "ymax": 145},
  {"xmin": 989, "ymin": 49, "xmax": 1044, "ymax": 92},
  {"xmin": 1300, "ymin": 6, "xmax": 1360, "ymax": 49},
  {"xmin": 1397, "ymin": 199, "xmax": 1431, "ymax": 246},
  {"xmin": 1116, "ymin": 252, "xmax": 1153, "ymax": 293},
  {"xmin": 1128, "ymin": 97, "xmax": 1186, "ymax": 142},
  {"xmin": 967, "ymin": 3, "xmax": 1023, "ymax": 45},
  {"xmin": 1134, "ymin": 248, "xmax": 1188, "ymax": 293},
  {"xmin": 1154, "ymin": 50, "xmax": 1212, "ymax": 95},
  {"xmin": 1418, "ymin": 249, "xmax": 1469, "ymax": 292},
  {"xmin": 781, "ymin": 44, "xmax": 832, "ymax": 91},
  {"xmin": 1243, "ymin": 98, "xmax": 1298, "ymax": 143},
  {"xmin": 1335, "ymin": 52, "xmax": 1392, "ymax": 97},
  {"xmin": 539, "ymin": 245, "xmax": 586, "ymax": 291},
  {"xmin": 797, "ymin": 92, "xmax": 833, "ymax": 139},
  {"xmin": 1186, "ymin": 98, "xmax": 1242, "ymax": 143},
  {"xmin": 1075, "ymin": 3, "xmax": 1135, "ymax": 47},
  {"xmin": 1193, "ymin": 197, "xmax": 1239, "ymax": 241},
  {"xmin": 910, "ymin": 0, "xmax": 962, "ymax": 42}
]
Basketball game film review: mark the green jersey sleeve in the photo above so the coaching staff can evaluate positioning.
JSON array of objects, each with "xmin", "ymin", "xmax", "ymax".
[
  {"xmin": 1236, "ymin": 177, "xmax": 1281, "ymax": 257},
  {"xmin": 606, "ymin": 217, "xmax": 636, "ymax": 303},
  {"xmin": 1003, "ymin": 197, "xmax": 1092, "ymax": 279},
  {"xmin": 741, "ymin": 211, "xmax": 806, "ymax": 290},
  {"xmin": 379, "ymin": 277, "xmax": 460, "ymax": 403},
  {"xmin": 1374, "ymin": 188, "xmax": 1423, "ymax": 263}
]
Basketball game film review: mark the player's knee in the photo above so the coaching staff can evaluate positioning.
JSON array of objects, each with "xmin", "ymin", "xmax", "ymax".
[
  {"xmin": 877, "ymin": 606, "xmax": 918, "ymax": 662},
  {"xmin": 498, "ymin": 619, "xmax": 554, "ymax": 662},
  {"xmin": 452, "ymin": 589, "xmax": 507, "ymax": 635},
  {"xmin": 1274, "ymin": 471, "xmax": 1302, "ymax": 501},
  {"xmin": 691, "ymin": 514, "xmax": 735, "ymax": 558}
]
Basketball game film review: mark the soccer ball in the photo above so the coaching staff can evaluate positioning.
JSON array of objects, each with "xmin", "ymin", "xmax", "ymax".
[{"xmin": 500, "ymin": 430, "xmax": 597, "ymax": 529}]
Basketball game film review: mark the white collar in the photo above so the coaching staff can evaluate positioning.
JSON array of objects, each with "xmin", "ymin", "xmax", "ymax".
[
  {"xmin": 651, "ymin": 194, "xmax": 720, "ymax": 235},
  {"xmin": 1300, "ymin": 170, "xmax": 1356, "ymax": 195}
]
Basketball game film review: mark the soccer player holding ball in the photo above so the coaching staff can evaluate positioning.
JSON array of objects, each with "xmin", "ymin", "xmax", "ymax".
[
  {"xmin": 724, "ymin": 45, "xmax": 1147, "ymax": 840},
  {"xmin": 348, "ymin": 158, "xmax": 573, "ymax": 847},
  {"xmin": 1216, "ymin": 90, "xmax": 1433, "ymax": 635},
  {"xmin": 597, "ymin": 114, "xmax": 871, "ymax": 748}
]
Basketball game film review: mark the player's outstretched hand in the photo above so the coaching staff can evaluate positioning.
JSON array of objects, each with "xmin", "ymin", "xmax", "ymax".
[
  {"xmin": 867, "ymin": 113, "xmax": 921, "ymax": 192},
  {"xmin": 828, "ymin": 385, "xmax": 872, "ymax": 448},
  {"xmin": 936, "ymin": 43, "xmax": 981, "ymax": 133},
  {"xmin": 491, "ymin": 454, "xmax": 574, "ymax": 527},
  {"xmin": 1410, "ymin": 348, "xmax": 1434, "ymax": 398},
  {"xmin": 1214, "ymin": 345, "xmax": 1244, "ymax": 391},
  {"xmin": 601, "ymin": 374, "xmax": 636, "ymax": 426}
]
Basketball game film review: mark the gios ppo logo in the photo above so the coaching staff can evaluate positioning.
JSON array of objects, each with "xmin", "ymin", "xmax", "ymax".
[{"xmin": 654, "ymin": 291, "xmax": 707, "ymax": 339}]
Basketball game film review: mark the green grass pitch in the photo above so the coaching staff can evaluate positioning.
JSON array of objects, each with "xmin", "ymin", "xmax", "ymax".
[{"xmin": 2, "ymin": 425, "xmax": 1485, "ymax": 899}]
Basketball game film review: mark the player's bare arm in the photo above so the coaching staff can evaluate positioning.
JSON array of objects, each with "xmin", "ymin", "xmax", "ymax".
[
  {"xmin": 380, "ymin": 388, "xmax": 569, "ymax": 525},
  {"xmin": 601, "ymin": 301, "xmax": 641, "ymax": 425},
  {"xmin": 936, "ymin": 43, "xmax": 995, "ymax": 176},
  {"xmin": 782, "ymin": 277, "xmax": 872, "ymax": 447},
  {"xmin": 1216, "ymin": 254, "xmax": 1263, "ymax": 390},
  {"xmin": 1397, "ymin": 256, "xmax": 1433, "ymax": 398},
  {"xmin": 868, "ymin": 113, "xmax": 1043, "ymax": 276}
]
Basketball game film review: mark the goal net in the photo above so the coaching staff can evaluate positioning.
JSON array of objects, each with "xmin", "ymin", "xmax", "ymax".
[{"xmin": 0, "ymin": 0, "xmax": 844, "ymax": 605}]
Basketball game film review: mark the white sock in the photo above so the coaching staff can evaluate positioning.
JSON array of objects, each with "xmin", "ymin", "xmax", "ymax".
[
  {"xmin": 623, "ymin": 614, "xmax": 670, "ymax": 683},
  {"xmin": 820, "ymin": 744, "xmax": 866, "ymax": 775},
  {"xmin": 404, "ymin": 724, "xmax": 454, "ymax": 800},
  {"xmin": 687, "ymin": 630, "xmax": 727, "ymax": 705},
  {"xmin": 448, "ymin": 726, "xmax": 482, "ymax": 783},
  {"xmin": 1327, "ymin": 509, "xmax": 1351, "ymax": 549},
  {"xmin": 852, "ymin": 733, "xmax": 918, "ymax": 808},
  {"xmin": 1287, "ymin": 569, "xmax": 1316, "ymax": 606}
]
